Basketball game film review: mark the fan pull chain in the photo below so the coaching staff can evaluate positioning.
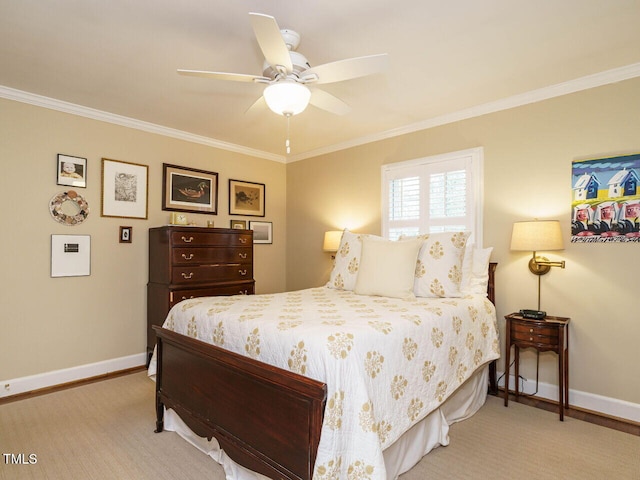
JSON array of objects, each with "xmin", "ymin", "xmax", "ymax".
[{"xmin": 285, "ymin": 113, "xmax": 291, "ymax": 154}]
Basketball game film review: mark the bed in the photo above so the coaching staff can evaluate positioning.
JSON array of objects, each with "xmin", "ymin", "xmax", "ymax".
[{"xmin": 149, "ymin": 231, "xmax": 499, "ymax": 480}]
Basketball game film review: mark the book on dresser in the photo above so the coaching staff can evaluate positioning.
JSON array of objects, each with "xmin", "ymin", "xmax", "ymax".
[{"xmin": 146, "ymin": 226, "xmax": 255, "ymax": 362}]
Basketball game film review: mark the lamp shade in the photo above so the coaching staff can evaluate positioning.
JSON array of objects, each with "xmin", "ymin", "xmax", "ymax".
[
  {"xmin": 323, "ymin": 230, "xmax": 343, "ymax": 252},
  {"xmin": 511, "ymin": 220, "xmax": 564, "ymax": 251},
  {"xmin": 263, "ymin": 81, "xmax": 311, "ymax": 116}
]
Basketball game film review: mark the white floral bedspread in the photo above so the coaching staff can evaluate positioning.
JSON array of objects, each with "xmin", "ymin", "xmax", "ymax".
[{"xmin": 151, "ymin": 287, "xmax": 499, "ymax": 480}]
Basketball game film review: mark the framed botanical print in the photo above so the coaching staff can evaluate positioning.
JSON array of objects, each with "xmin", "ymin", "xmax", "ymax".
[
  {"xmin": 229, "ymin": 179, "xmax": 265, "ymax": 217},
  {"xmin": 163, "ymin": 164, "xmax": 218, "ymax": 215},
  {"xmin": 101, "ymin": 158, "xmax": 148, "ymax": 219}
]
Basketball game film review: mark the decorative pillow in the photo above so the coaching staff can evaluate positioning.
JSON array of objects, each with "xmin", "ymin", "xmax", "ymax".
[
  {"xmin": 327, "ymin": 229, "xmax": 380, "ymax": 291},
  {"xmin": 460, "ymin": 247, "xmax": 493, "ymax": 295},
  {"xmin": 409, "ymin": 231, "xmax": 471, "ymax": 298},
  {"xmin": 354, "ymin": 237, "xmax": 423, "ymax": 299}
]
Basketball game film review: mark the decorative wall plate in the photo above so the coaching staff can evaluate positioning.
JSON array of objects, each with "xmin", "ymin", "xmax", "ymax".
[{"xmin": 50, "ymin": 190, "xmax": 90, "ymax": 225}]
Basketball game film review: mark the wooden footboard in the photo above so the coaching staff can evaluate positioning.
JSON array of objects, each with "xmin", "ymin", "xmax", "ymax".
[
  {"xmin": 153, "ymin": 263, "xmax": 497, "ymax": 479},
  {"xmin": 154, "ymin": 326, "xmax": 327, "ymax": 480}
]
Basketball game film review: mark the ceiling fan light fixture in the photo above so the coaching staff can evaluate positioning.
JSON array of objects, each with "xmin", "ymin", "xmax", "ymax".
[{"xmin": 263, "ymin": 81, "xmax": 311, "ymax": 116}]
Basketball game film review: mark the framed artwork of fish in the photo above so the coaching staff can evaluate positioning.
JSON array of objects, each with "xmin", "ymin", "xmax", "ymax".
[{"xmin": 162, "ymin": 163, "xmax": 218, "ymax": 215}]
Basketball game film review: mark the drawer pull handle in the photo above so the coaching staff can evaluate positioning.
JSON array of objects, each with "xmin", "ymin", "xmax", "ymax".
[
  {"xmin": 529, "ymin": 328, "xmax": 534, "ymax": 333},
  {"xmin": 240, "ymin": 290, "xmax": 248, "ymax": 295},
  {"xmin": 181, "ymin": 272, "xmax": 194, "ymax": 279},
  {"xmin": 181, "ymin": 295, "xmax": 195, "ymax": 301},
  {"xmin": 238, "ymin": 253, "xmax": 247, "ymax": 259},
  {"xmin": 529, "ymin": 337, "xmax": 533, "ymax": 341},
  {"xmin": 181, "ymin": 253, "xmax": 194, "ymax": 260},
  {"xmin": 239, "ymin": 237, "xmax": 247, "ymax": 244},
  {"xmin": 239, "ymin": 269, "xmax": 247, "ymax": 276},
  {"xmin": 181, "ymin": 236, "xmax": 194, "ymax": 243}
]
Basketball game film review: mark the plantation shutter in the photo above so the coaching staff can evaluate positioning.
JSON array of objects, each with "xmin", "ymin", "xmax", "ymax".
[{"xmin": 382, "ymin": 148, "xmax": 483, "ymax": 242}]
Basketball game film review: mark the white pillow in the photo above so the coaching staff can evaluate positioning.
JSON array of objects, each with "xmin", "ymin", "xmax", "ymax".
[
  {"xmin": 327, "ymin": 229, "xmax": 380, "ymax": 291},
  {"xmin": 354, "ymin": 237, "xmax": 423, "ymax": 299},
  {"xmin": 461, "ymin": 247, "xmax": 493, "ymax": 295},
  {"xmin": 410, "ymin": 232, "xmax": 471, "ymax": 298}
]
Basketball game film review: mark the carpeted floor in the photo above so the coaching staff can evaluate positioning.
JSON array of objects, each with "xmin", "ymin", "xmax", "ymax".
[{"xmin": 1, "ymin": 371, "xmax": 638, "ymax": 479}]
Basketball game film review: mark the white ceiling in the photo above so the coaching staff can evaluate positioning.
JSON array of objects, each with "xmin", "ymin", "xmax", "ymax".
[{"xmin": 2, "ymin": 1, "xmax": 640, "ymax": 162}]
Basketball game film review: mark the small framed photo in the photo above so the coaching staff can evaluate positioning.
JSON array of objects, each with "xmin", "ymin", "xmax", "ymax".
[
  {"xmin": 51, "ymin": 234, "xmax": 91, "ymax": 277},
  {"xmin": 231, "ymin": 220, "xmax": 247, "ymax": 229},
  {"xmin": 101, "ymin": 158, "xmax": 148, "ymax": 219},
  {"xmin": 57, "ymin": 154, "xmax": 87, "ymax": 188},
  {"xmin": 249, "ymin": 221, "xmax": 272, "ymax": 244},
  {"xmin": 229, "ymin": 179, "xmax": 265, "ymax": 217},
  {"xmin": 163, "ymin": 164, "xmax": 218, "ymax": 215},
  {"xmin": 119, "ymin": 226, "xmax": 132, "ymax": 243}
]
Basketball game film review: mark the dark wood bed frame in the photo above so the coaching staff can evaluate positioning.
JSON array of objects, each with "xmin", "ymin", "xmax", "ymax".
[{"xmin": 154, "ymin": 262, "xmax": 497, "ymax": 480}]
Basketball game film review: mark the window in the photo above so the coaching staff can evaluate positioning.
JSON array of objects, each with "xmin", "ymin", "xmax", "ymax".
[{"xmin": 382, "ymin": 147, "xmax": 484, "ymax": 243}]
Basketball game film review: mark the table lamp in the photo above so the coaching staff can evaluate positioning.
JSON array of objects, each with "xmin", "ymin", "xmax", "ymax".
[{"xmin": 323, "ymin": 230, "xmax": 342, "ymax": 259}]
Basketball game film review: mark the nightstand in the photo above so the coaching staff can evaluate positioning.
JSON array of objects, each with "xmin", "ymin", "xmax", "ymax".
[{"xmin": 503, "ymin": 313, "xmax": 570, "ymax": 420}]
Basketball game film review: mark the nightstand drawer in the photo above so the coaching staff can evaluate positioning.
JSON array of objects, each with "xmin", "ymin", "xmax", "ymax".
[
  {"xmin": 511, "ymin": 322, "xmax": 558, "ymax": 346},
  {"xmin": 511, "ymin": 332, "xmax": 557, "ymax": 347}
]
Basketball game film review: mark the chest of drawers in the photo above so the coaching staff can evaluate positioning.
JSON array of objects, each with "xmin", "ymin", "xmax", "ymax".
[{"xmin": 146, "ymin": 226, "xmax": 255, "ymax": 360}]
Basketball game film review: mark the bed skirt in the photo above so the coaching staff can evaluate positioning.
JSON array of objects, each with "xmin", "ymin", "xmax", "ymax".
[{"xmin": 160, "ymin": 364, "xmax": 489, "ymax": 480}]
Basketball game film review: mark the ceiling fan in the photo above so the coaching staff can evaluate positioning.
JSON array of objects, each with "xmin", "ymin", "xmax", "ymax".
[{"xmin": 177, "ymin": 12, "xmax": 389, "ymax": 119}]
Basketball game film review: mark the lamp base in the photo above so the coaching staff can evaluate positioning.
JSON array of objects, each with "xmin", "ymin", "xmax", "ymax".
[{"xmin": 528, "ymin": 256, "xmax": 551, "ymax": 275}]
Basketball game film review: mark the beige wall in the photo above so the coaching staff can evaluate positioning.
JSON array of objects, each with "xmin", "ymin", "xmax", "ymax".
[
  {"xmin": 286, "ymin": 77, "xmax": 640, "ymax": 406},
  {"xmin": 0, "ymin": 99, "xmax": 287, "ymax": 381}
]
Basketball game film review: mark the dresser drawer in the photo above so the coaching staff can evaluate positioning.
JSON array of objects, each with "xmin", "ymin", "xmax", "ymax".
[
  {"xmin": 169, "ymin": 283, "xmax": 255, "ymax": 306},
  {"xmin": 171, "ymin": 264, "xmax": 253, "ymax": 284},
  {"xmin": 172, "ymin": 247, "xmax": 252, "ymax": 265},
  {"xmin": 170, "ymin": 231, "xmax": 252, "ymax": 247}
]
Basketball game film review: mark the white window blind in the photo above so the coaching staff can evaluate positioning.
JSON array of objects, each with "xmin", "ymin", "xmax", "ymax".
[{"xmin": 382, "ymin": 148, "xmax": 483, "ymax": 242}]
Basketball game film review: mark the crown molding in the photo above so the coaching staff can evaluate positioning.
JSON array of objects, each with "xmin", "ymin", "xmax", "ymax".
[
  {"xmin": 0, "ymin": 86, "xmax": 286, "ymax": 163},
  {"xmin": 287, "ymin": 62, "xmax": 640, "ymax": 163},
  {"xmin": 3, "ymin": 62, "xmax": 639, "ymax": 165}
]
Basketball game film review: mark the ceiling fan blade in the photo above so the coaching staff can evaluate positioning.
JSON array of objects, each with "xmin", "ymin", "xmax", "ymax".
[
  {"xmin": 249, "ymin": 13, "xmax": 292, "ymax": 74},
  {"xmin": 302, "ymin": 53, "xmax": 388, "ymax": 85},
  {"xmin": 309, "ymin": 89, "xmax": 351, "ymax": 115},
  {"xmin": 177, "ymin": 69, "xmax": 270, "ymax": 83}
]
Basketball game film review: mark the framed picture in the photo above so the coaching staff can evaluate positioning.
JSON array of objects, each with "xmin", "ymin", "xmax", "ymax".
[
  {"xmin": 101, "ymin": 158, "xmax": 148, "ymax": 219},
  {"xmin": 249, "ymin": 221, "xmax": 272, "ymax": 244},
  {"xmin": 57, "ymin": 154, "xmax": 87, "ymax": 188},
  {"xmin": 119, "ymin": 226, "xmax": 132, "ymax": 243},
  {"xmin": 229, "ymin": 179, "xmax": 265, "ymax": 217},
  {"xmin": 231, "ymin": 220, "xmax": 247, "ymax": 229},
  {"xmin": 51, "ymin": 234, "xmax": 91, "ymax": 277},
  {"xmin": 163, "ymin": 163, "xmax": 218, "ymax": 215}
]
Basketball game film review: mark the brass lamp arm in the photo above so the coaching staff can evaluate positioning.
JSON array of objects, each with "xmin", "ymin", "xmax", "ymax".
[{"xmin": 528, "ymin": 252, "xmax": 566, "ymax": 275}]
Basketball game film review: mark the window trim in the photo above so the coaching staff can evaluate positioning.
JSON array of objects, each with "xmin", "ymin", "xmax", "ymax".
[{"xmin": 381, "ymin": 147, "xmax": 484, "ymax": 246}]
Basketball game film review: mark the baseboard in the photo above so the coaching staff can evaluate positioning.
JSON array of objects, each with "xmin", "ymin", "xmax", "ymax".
[
  {"xmin": 498, "ymin": 371, "xmax": 640, "ymax": 424},
  {"xmin": 0, "ymin": 353, "xmax": 147, "ymax": 399}
]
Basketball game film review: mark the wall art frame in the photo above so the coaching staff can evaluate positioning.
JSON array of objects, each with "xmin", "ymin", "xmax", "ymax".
[
  {"xmin": 249, "ymin": 221, "xmax": 272, "ymax": 244},
  {"xmin": 231, "ymin": 220, "xmax": 247, "ymax": 229},
  {"xmin": 101, "ymin": 158, "xmax": 149, "ymax": 219},
  {"xmin": 51, "ymin": 234, "xmax": 91, "ymax": 277},
  {"xmin": 119, "ymin": 226, "xmax": 132, "ymax": 243},
  {"xmin": 163, "ymin": 163, "xmax": 218, "ymax": 215},
  {"xmin": 57, "ymin": 154, "xmax": 87, "ymax": 188},
  {"xmin": 229, "ymin": 179, "xmax": 265, "ymax": 217},
  {"xmin": 571, "ymin": 153, "xmax": 640, "ymax": 243}
]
